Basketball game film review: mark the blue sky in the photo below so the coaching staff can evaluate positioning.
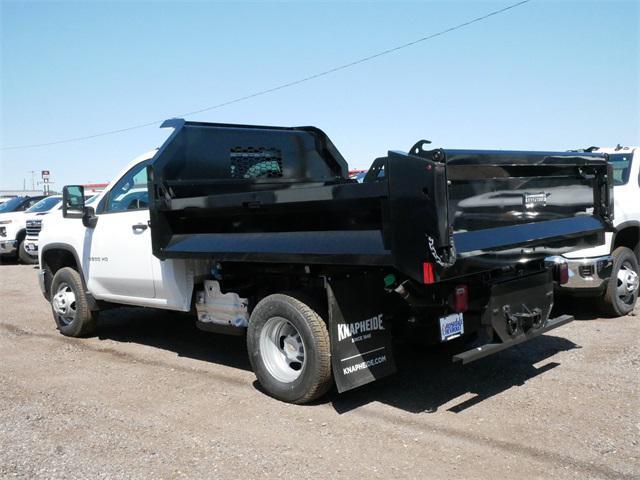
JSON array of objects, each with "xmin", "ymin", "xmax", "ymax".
[{"xmin": 1, "ymin": 0, "xmax": 638, "ymax": 189}]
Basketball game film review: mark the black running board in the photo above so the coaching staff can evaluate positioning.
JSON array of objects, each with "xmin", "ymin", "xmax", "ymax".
[{"xmin": 452, "ymin": 314, "xmax": 574, "ymax": 364}]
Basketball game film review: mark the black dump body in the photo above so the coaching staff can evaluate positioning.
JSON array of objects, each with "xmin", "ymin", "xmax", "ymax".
[{"xmin": 149, "ymin": 119, "xmax": 612, "ymax": 284}]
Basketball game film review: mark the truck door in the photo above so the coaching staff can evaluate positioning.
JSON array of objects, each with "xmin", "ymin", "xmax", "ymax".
[{"xmin": 86, "ymin": 161, "xmax": 156, "ymax": 300}]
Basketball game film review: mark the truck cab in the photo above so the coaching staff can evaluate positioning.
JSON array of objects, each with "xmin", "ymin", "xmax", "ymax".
[
  {"xmin": 560, "ymin": 146, "xmax": 639, "ymax": 316},
  {"xmin": 38, "ymin": 150, "xmax": 199, "ymax": 312}
]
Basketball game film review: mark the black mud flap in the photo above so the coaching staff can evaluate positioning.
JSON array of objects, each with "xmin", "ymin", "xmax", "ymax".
[{"xmin": 326, "ymin": 276, "xmax": 397, "ymax": 393}]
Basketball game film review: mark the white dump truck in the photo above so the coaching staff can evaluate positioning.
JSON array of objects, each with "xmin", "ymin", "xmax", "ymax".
[{"xmin": 38, "ymin": 119, "xmax": 613, "ymax": 403}]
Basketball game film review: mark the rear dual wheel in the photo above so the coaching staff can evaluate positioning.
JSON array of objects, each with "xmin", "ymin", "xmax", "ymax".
[{"xmin": 247, "ymin": 293, "xmax": 332, "ymax": 404}]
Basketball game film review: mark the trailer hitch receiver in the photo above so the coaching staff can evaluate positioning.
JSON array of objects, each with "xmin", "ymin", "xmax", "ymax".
[{"xmin": 503, "ymin": 304, "xmax": 543, "ymax": 337}]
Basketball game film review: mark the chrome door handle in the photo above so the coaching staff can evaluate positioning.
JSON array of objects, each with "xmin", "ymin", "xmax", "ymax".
[{"xmin": 132, "ymin": 223, "xmax": 148, "ymax": 232}]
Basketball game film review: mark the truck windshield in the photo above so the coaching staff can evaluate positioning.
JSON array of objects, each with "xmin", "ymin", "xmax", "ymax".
[
  {"xmin": 0, "ymin": 197, "xmax": 25, "ymax": 213},
  {"xmin": 610, "ymin": 153, "xmax": 633, "ymax": 185},
  {"xmin": 26, "ymin": 196, "xmax": 61, "ymax": 213}
]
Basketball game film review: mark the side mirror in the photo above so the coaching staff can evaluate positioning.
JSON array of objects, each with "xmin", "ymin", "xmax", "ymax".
[
  {"xmin": 62, "ymin": 185, "xmax": 86, "ymax": 218},
  {"xmin": 63, "ymin": 185, "xmax": 98, "ymax": 228},
  {"xmin": 82, "ymin": 206, "xmax": 98, "ymax": 228}
]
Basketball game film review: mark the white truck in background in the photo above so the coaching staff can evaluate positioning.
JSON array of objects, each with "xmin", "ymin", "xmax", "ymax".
[
  {"xmin": 560, "ymin": 145, "xmax": 639, "ymax": 316},
  {"xmin": 23, "ymin": 195, "xmax": 97, "ymax": 263},
  {"xmin": 22, "ymin": 195, "xmax": 63, "ymax": 264},
  {"xmin": 0, "ymin": 195, "xmax": 47, "ymax": 263}
]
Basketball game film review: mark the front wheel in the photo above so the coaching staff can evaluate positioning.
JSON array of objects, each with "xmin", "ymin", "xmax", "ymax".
[
  {"xmin": 50, "ymin": 267, "xmax": 98, "ymax": 337},
  {"xmin": 247, "ymin": 293, "xmax": 332, "ymax": 404},
  {"xmin": 599, "ymin": 247, "xmax": 639, "ymax": 317}
]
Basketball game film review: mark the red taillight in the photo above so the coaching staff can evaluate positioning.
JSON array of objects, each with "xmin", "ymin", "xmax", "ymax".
[
  {"xmin": 423, "ymin": 262, "xmax": 435, "ymax": 284},
  {"xmin": 453, "ymin": 284, "xmax": 469, "ymax": 313},
  {"xmin": 558, "ymin": 262, "xmax": 569, "ymax": 285}
]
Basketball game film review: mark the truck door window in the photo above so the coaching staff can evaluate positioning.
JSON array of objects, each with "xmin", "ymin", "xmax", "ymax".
[
  {"xmin": 105, "ymin": 162, "xmax": 150, "ymax": 213},
  {"xmin": 609, "ymin": 154, "xmax": 632, "ymax": 185}
]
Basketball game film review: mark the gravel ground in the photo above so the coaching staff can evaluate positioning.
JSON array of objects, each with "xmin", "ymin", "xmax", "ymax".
[{"xmin": 0, "ymin": 263, "xmax": 638, "ymax": 479}]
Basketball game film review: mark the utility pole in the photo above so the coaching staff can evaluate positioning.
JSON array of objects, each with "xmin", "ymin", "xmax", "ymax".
[{"xmin": 29, "ymin": 171, "xmax": 36, "ymax": 191}]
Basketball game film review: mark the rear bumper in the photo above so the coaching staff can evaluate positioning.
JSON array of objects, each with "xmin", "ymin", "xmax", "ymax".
[
  {"xmin": 453, "ymin": 269, "xmax": 572, "ymax": 364},
  {"xmin": 453, "ymin": 314, "xmax": 574, "ymax": 364},
  {"xmin": 560, "ymin": 255, "xmax": 612, "ymax": 292}
]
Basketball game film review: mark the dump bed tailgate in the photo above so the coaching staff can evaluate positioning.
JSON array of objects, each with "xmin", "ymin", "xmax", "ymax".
[{"xmin": 383, "ymin": 143, "xmax": 611, "ymax": 282}]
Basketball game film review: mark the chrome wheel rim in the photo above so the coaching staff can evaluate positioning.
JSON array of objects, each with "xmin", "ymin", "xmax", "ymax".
[
  {"xmin": 259, "ymin": 317, "xmax": 305, "ymax": 383},
  {"xmin": 52, "ymin": 282, "xmax": 76, "ymax": 325},
  {"xmin": 616, "ymin": 261, "xmax": 639, "ymax": 305}
]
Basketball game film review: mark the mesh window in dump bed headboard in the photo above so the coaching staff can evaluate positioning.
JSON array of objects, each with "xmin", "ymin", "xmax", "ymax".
[{"xmin": 230, "ymin": 147, "xmax": 283, "ymax": 179}]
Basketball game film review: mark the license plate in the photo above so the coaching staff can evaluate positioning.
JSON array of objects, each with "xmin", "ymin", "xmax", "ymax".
[{"xmin": 439, "ymin": 313, "xmax": 464, "ymax": 341}]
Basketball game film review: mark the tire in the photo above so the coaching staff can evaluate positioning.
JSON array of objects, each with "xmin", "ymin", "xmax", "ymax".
[
  {"xmin": 247, "ymin": 293, "xmax": 332, "ymax": 404},
  {"xmin": 50, "ymin": 267, "xmax": 98, "ymax": 337},
  {"xmin": 599, "ymin": 247, "xmax": 639, "ymax": 317},
  {"xmin": 18, "ymin": 241, "xmax": 38, "ymax": 265}
]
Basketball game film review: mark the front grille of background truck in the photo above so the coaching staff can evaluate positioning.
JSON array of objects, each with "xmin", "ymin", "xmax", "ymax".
[{"xmin": 26, "ymin": 219, "xmax": 42, "ymax": 237}]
